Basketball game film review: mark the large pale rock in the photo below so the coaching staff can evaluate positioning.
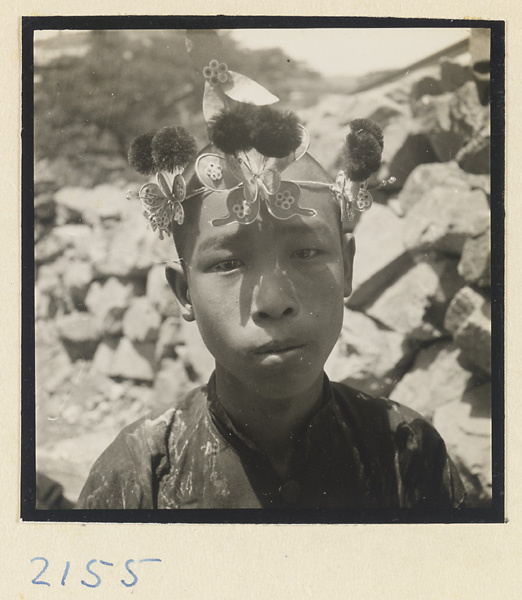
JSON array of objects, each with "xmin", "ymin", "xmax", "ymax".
[
  {"xmin": 444, "ymin": 286, "xmax": 490, "ymax": 332},
  {"xmin": 143, "ymin": 227, "xmax": 179, "ymax": 267},
  {"xmin": 379, "ymin": 129, "xmax": 438, "ymax": 191},
  {"xmin": 105, "ymin": 384, "xmax": 157, "ymax": 432},
  {"xmin": 122, "ymin": 297, "xmax": 161, "ymax": 343},
  {"xmin": 414, "ymin": 81, "xmax": 489, "ymax": 163},
  {"xmin": 34, "ymin": 159, "xmax": 59, "ymax": 195},
  {"xmin": 455, "ymin": 316, "xmax": 491, "ymax": 375},
  {"xmin": 54, "ymin": 184, "xmax": 128, "ymax": 226},
  {"xmin": 50, "ymin": 366, "xmax": 115, "ymax": 427},
  {"xmin": 458, "ymin": 228, "xmax": 491, "ymax": 288},
  {"xmin": 88, "ymin": 208, "xmax": 176, "ymax": 279},
  {"xmin": 445, "ymin": 287, "xmax": 491, "ymax": 375},
  {"xmin": 411, "ymin": 76, "xmax": 443, "ymax": 101},
  {"xmin": 110, "ymin": 337, "xmax": 157, "ymax": 382},
  {"xmin": 390, "ymin": 340, "xmax": 474, "ymax": 420},
  {"xmin": 153, "ymin": 358, "xmax": 193, "ymax": 412},
  {"xmin": 347, "ymin": 203, "xmax": 413, "ymax": 309},
  {"xmin": 445, "ymin": 288, "xmax": 474, "ymax": 333},
  {"xmin": 404, "ymin": 187, "xmax": 490, "ymax": 256},
  {"xmin": 89, "ymin": 217, "xmax": 149, "ymax": 278},
  {"xmin": 36, "ymin": 429, "xmax": 118, "ymax": 506},
  {"xmin": 366, "ymin": 256, "xmax": 465, "ymax": 341},
  {"xmin": 456, "ymin": 119, "xmax": 491, "ymax": 174},
  {"xmin": 177, "ymin": 320, "xmax": 215, "ymax": 383},
  {"xmin": 146, "ymin": 264, "xmax": 180, "ymax": 318},
  {"xmin": 36, "ymin": 364, "xmax": 133, "ymax": 503},
  {"xmin": 35, "ymin": 285, "xmax": 51, "ymax": 320},
  {"xmin": 300, "ymin": 92, "xmax": 406, "ymax": 173},
  {"xmin": 37, "ymin": 254, "xmax": 94, "ymax": 314},
  {"xmin": 155, "ymin": 317, "xmax": 184, "ymax": 362},
  {"xmin": 54, "ymin": 187, "xmax": 99, "ymax": 226},
  {"xmin": 37, "ymin": 260, "xmax": 62, "ymax": 295},
  {"xmin": 81, "ymin": 380, "xmax": 156, "ymax": 433},
  {"xmin": 35, "ymin": 231, "xmax": 65, "ymax": 265},
  {"xmin": 34, "ymin": 192, "xmax": 56, "ymax": 224},
  {"xmin": 52, "ymin": 224, "xmax": 95, "ymax": 261},
  {"xmin": 37, "ymin": 150, "xmax": 128, "ymax": 192},
  {"xmin": 378, "ymin": 117, "xmax": 410, "ymax": 172},
  {"xmin": 439, "ymin": 59, "xmax": 473, "ymax": 93},
  {"xmin": 399, "ymin": 161, "xmax": 490, "ymax": 215},
  {"xmin": 90, "ymin": 184, "xmax": 129, "ymax": 221},
  {"xmin": 62, "ymin": 260, "xmax": 93, "ymax": 308},
  {"xmin": 35, "ymin": 221, "xmax": 48, "ymax": 245},
  {"xmin": 119, "ymin": 384, "xmax": 156, "ymax": 420},
  {"xmin": 35, "ymin": 321, "xmax": 73, "ymax": 397},
  {"xmin": 91, "ymin": 337, "xmax": 119, "ymax": 375},
  {"xmin": 55, "ymin": 311, "xmax": 102, "ymax": 361},
  {"xmin": 102, "ymin": 306, "xmax": 127, "ymax": 337},
  {"xmin": 85, "ymin": 277, "xmax": 143, "ymax": 323},
  {"xmin": 325, "ymin": 309, "xmax": 420, "ymax": 396},
  {"xmin": 36, "ymin": 258, "xmax": 74, "ymax": 317},
  {"xmin": 433, "ymin": 381, "xmax": 492, "ymax": 505}
]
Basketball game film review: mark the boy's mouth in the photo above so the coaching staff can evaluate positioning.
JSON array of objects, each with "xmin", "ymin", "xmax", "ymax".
[{"xmin": 254, "ymin": 341, "xmax": 306, "ymax": 355}]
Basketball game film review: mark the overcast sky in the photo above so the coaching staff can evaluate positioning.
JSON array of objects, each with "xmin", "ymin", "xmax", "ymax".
[
  {"xmin": 228, "ymin": 28, "xmax": 470, "ymax": 77},
  {"xmin": 35, "ymin": 28, "xmax": 471, "ymax": 78}
]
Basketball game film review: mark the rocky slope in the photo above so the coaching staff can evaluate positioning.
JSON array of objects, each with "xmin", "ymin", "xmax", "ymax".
[{"xmin": 317, "ymin": 57, "xmax": 493, "ymax": 505}]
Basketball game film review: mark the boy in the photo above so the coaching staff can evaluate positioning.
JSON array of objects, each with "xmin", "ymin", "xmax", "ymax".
[{"xmin": 76, "ymin": 37, "xmax": 466, "ymax": 510}]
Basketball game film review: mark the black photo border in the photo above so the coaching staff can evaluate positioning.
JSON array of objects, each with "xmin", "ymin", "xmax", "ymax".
[{"xmin": 21, "ymin": 14, "xmax": 505, "ymax": 524}]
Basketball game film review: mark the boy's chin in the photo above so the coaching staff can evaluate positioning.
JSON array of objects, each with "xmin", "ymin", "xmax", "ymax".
[{"xmin": 217, "ymin": 362, "xmax": 325, "ymax": 402}]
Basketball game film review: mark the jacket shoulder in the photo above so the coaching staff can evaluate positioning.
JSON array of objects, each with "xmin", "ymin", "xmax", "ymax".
[
  {"xmin": 76, "ymin": 385, "xmax": 206, "ymax": 509},
  {"xmin": 330, "ymin": 381, "xmax": 467, "ymax": 508}
]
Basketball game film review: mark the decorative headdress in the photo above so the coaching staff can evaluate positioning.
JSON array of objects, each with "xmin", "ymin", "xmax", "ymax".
[{"xmin": 126, "ymin": 30, "xmax": 394, "ymax": 237}]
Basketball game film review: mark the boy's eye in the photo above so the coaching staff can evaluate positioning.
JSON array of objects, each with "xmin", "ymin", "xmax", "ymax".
[
  {"xmin": 211, "ymin": 259, "xmax": 243, "ymax": 272},
  {"xmin": 291, "ymin": 249, "xmax": 319, "ymax": 260}
]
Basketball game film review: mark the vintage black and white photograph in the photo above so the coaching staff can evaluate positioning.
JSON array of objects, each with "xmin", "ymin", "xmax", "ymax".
[{"xmin": 24, "ymin": 19, "xmax": 503, "ymax": 520}]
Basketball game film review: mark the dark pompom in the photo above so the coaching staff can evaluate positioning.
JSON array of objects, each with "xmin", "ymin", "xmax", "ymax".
[
  {"xmin": 250, "ymin": 107, "xmax": 302, "ymax": 158},
  {"xmin": 349, "ymin": 118, "xmax": 384, "ymax": 150},
  {"xmin": 128, "ymin": 132, "xmax": 156, "ymax": 175},
  {"xmin": 151, "ymin": 126, "xmax": 197, "ymax": 172},
  {"xmin": 208, "ymin": 104, "xmax": 255, "ymax": 154},
  {"xmin": 343, "ymin": 120, "xmax": 384, "ymax": 181}
]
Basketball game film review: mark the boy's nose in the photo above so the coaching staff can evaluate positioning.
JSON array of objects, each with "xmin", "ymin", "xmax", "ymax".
[{"xmin": 252, "ymin": 269, "xmax": 298, "ymax": 321}]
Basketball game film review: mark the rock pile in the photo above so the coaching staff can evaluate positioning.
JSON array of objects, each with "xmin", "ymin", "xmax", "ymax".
[
  {"xmin": 35, "ymin": 182, "xmax": 203, "ymax": 501},
  {"xmin": 35, "ymin": 53, "xmax": 493, "ymax": 507},
  {"xmin": 318, "ymin": 57, "xmax": 493, "ymax": 506}
]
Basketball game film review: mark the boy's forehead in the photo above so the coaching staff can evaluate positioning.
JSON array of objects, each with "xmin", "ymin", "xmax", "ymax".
[
  {"xmin": 174, "ymin": 150, "xmax": 342, "ymax": 257},
  {"xmin": 184, "ymin": 185, "xmax": 341, "ymax": 249}
]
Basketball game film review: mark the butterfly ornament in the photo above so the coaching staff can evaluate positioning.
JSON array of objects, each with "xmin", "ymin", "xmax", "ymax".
[
  {"xmin": 127, "ymin": 170, "xmax": 187, "ymax": 240},
  {"xmin": 126, "ymin": 125, "xmax": 198, "ymax": 239}
]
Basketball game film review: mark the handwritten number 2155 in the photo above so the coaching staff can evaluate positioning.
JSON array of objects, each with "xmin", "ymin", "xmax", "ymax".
[{"xmin": 30, "ymin": 557, "xmax": 162, "ymax": 588}]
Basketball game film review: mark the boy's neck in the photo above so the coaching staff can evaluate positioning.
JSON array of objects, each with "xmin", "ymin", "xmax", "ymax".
[{"xmin": 214, "ymin": 366, "xmax": 324, "ymax": 478}]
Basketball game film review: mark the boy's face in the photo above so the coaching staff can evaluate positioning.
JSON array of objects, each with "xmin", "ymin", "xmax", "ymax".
[{"xmin": 168, "ymin": 187, "xmax": 354, "ymax": 400}]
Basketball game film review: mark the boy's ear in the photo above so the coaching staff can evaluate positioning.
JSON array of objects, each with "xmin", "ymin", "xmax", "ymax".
[
  {"xmin": 341, "ymin": 233, "xmax": 356, "ymax": 298},
  {"xmin": 165, "ymin": 262, "xmax": 195, "ymax": 322}
]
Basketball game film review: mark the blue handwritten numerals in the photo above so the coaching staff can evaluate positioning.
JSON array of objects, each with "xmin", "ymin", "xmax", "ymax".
[
  {"xmin": 31, "ymin": 557, "xmax": 51, "ymax": 587},
  {"xmin": 30, "ymin": 557, "xmax": 162, "ymax": 588}
]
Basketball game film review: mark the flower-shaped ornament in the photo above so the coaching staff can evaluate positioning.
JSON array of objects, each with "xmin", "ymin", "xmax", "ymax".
[{"xmin": 203, "ymin": 60, "xmax": 229, "ymax": 87}]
